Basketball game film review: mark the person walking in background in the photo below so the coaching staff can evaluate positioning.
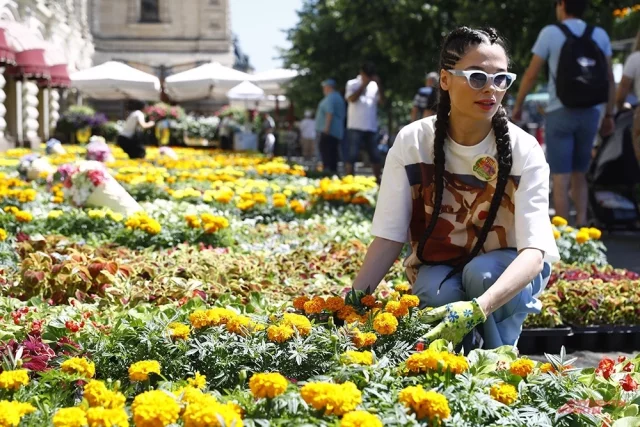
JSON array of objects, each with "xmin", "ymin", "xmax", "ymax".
[
  {"xmin": 315, "ymin": 79, "xmax": 346, "ymax": 175},
  {"xmin": 218, "ymin": 112, "xmax": 234, "ymax": 151},
  {"xmin": 299, "ymin": 110, "xmax": 317, "ymax": 162},
  {"xmin": 411, "ymin": 72, "xmax": 439, "ymax": 121},
  {"xmin": 263, "ymin": 126, "xmax": 276, "ymax": 159},
  {"xmin": 513, "ymin": 0, "xmax": 615, "ymax": 227},
  {"xmin": 117, "ymin": 100, "xmax": 155, "ymax": 159},
  {"xmin": 345, "ymin": 62, "xmax": 384, "ymax": 182},
  {"xmin": 616, "ymin": 31, "xmax": 640, "ymax": 110}
]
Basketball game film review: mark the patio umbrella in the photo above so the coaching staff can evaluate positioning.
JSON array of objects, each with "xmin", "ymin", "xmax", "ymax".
[
  {"xmin": 252, "ymin": 68, "xmax": 298, "ymax": 95},
  {"xmin": 165, "ymin": 62, "xmax": 252, "ymax": 101},
  {"xmin": 69, "ymin": 61, "xmax": 161, "ymax": 101}
]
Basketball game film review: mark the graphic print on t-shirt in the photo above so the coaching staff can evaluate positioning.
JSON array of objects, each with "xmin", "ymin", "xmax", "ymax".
[{"xmin": 404, "ymin": 162, "xmax": 521, "ymax": 272}]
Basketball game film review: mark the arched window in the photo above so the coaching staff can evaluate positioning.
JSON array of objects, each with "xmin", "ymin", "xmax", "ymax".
[{"xmin": 140, "ymin": 0, "xmax": 160, "ymax": 23}]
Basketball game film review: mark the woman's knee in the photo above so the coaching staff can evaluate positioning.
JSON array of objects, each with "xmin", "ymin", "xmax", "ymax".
[{"xmin": 413, "ymin": 265, "xmax": 464, "ymax": 309}]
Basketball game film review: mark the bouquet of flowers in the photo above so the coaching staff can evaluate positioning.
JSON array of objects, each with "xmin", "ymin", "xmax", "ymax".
[
  {"xmin": 86, "ymin": 136, "xmax": 114, "ymax": 163},
  {"xmin": 45, "ymin": 138, "xmax": 66, "ymax": 155},
  {"xmin": 54, "ymin": 161, "xmax": 141, "ymax": 215},
  {"xmin": 18, "ymin": 154, "xmax": 56, "ymax": 181}
]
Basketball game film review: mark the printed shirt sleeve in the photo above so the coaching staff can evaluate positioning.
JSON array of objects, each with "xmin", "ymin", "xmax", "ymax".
[
  {"xmin": 371, "ymin": 140, "xmax": 412, "ymax": 243},
  {"xmin": 531, "ymin": 26, "xmax": 554, "ymax": 60},
  {"xmin": 514, "ymin": 143, "xmax": 560, "ymax": 264}
]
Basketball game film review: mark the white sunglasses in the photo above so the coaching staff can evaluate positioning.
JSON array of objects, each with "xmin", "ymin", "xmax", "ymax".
[{"xmin": 447, "ymin": 70, "xmax": 517, "ymax": 91}]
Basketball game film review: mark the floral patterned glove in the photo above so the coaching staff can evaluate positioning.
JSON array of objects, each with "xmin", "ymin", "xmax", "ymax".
[{"xmin": 421, "ymin": 299, "xmax": 487, "ymax": 346}]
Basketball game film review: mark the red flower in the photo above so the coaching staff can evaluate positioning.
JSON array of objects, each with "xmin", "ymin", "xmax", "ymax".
[
  {"xmin": 415, "ymin": 342, "xmax": 425, "ymax": 352},
  {"xmin": 620, "ymin": 374, "xmax": 638, "ymax": 392},
  {"xmin": 86, "ymin": 169, "xmax": 107, "ymax": 187},
  {"xmin": 596, "ymin": 358, "xmax": 615, "ymax": 379},
  {"xmin": 623, "ymin": 362, "xmax": 634, "ymax": 372}
]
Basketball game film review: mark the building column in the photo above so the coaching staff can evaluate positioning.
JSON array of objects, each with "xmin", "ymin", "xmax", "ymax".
[
  {"xmin": 49, "ymin": 88, "xmax": 60, "ymax": 137},
  {"xmin": 41, "ymin": 88, "xmax": 50, "ymax": 141},
  {"xmin": 0, "ymin": 67, "xmax": 7, "ymax": 150},
  {"xmin": 23, "ymin": 80, "xmax": 40, "ymax": 149},
  {"xmin": 16, "ymin": 79, "xmax": 22, "ymax": 145}
]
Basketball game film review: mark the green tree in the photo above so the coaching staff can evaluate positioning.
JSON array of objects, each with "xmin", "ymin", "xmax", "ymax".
[{"xmin": 283, "ymin": 0, "xmax": 635, "ymax": 131}]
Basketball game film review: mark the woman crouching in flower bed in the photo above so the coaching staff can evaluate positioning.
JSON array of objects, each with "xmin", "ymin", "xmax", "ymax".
[{"xmin": 352, "ymin": 27, "xmax": 559, "ymax": 350}]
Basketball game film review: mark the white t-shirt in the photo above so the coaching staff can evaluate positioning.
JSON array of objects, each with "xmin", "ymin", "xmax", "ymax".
[
  {"xmin": 345, "ymin": 76, "xmax": 379, "ymax": 132},
  {"xmin": 120, "ymin": 110, "xmax": 145, "ymax": 138},
  {"xmin": 371, "ymin": 116, "xmax": 560, "ymax": 279},
  {"xmin": 623, "ymin": 51, "xmax": 640, "ymax": 101},
  {"xmin": 299, "ymin": 118, "xmax": 316, "ymax": 139}
]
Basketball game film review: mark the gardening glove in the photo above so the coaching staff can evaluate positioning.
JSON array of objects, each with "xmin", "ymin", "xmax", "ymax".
[{"xmin": 421, "ymin": 299, "xmax": 487, "ymax": 346}]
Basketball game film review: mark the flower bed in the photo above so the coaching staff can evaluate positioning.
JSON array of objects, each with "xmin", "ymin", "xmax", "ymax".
[{"xmin": 1, "ymin": 145, "xmax": 640, "ymax": 425}]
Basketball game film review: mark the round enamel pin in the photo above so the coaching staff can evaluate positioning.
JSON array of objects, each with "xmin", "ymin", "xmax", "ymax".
[{"xmin": 472, "ymin": 154, "xmax": 498, "ymax": 181}]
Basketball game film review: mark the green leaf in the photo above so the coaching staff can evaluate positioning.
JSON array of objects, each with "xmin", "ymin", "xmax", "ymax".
[{"xmin": 612, "ymin": 417, "xmax": 640, "ymax": 427}]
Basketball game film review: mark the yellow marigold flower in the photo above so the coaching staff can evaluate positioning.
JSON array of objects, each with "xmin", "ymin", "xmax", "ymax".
[
  {"xmin": 553, "ymin": 229, "xmax": 561, "ymax": 239},
  {"xmin": 107, "ymin": 211, "xmax": 123, "ymax": 222},
  {"xmin": 373, "ymin": 312, "xmax": 398, "ymax": 335},
  {"xmin": 441, "ymin": 353, "xmax": 469, "ymax": 375},
  {"xmin": 551, "ymin": 216, "xmax": 568, "ymax": 227},
  {"xmin": 53, "ymin": 407, "xmax": 88, "ymax": 427},
  {"xmin": 360, "ymin": 295, "xmax": 376, "ymax": 308},
  {"xmin": 340, "ymin": 410, "xmax": 383, "ymax": 427},
  {"xmin": 0, "ymin": 369, "xmax": 29, "ymax": 390},
  {"xmin": 353, "ymin": 332, "xmax": 377, "ymax": 348},
  {"xmin": 85, "ymin": 407, "xmax": 129, "ymax": 427},
  {"xmin": 405, "ymin": 350, "xmax": 468, "ymax": 375},
  {"xmin": 565, "ymin": 226, "xmax": 574, "ymax": 233},
  {"xmin": 168, "ymin": 322, "xmax": 190, "ymax": 340},
  {"xmin": 61, "ymin": 357, "xmax": 96, "ymax": 378},
  {"xmin": 206, "ymin": 307, "xmax": 236, "ymax": 326},
  {"xmin": 249, "ymin": 372, "xmax": 288, "ymax": 399},
  {"xmin": 400, "ymin": 294, "xmax": 420, "ymax": 309},
  {"xmin": 187, "ymin": 372, "xmax": 207, "ymax": 390},
  {"xmin": 131, "ymin": 390, "xmax": 180, "ymax": 427},
  {"xmin": 290, "ymin": 199, "xmax": 305, "ymax": 214},
  {"xmin": 399, "ymin": 385, "xmax": 451, "ymax": 422},
  {"xmin": 87, "ymin": 210, "xmax": 106, "ymax": 219},
  {"xmin": 83, "ymin": 380, "xmax": 126, "ymax": 408},
  {"xmin": 14, "ymin": 210, "xmax": 33, "ymax": 223},
  {"xmin": 385, "ymin": 301, "xmax": 409, "ymax": 318},
  {"xmin": 128, "ymin": 360, "xmax": 161, "ymax": 382},
  {"xmin": 341, "ymin": 350, "xmax": 374, "ymax": 366},
  {"xmin": 300, "ymin": 381, "xmax": 362, "ymax": 416},
  {"xmin": 394, "ymin": 283, "xmax": 411, "ymax": 294},
  {"xmin": 510, "ymin": 358, "xmax": 535, "ymax": 377},
  {"xmin": 576, "ymin": 231, "xmax": 590, "ymax": 244},
  {"xmin": 226, "ymin": 315, "xmax": 258, "ymax": 336},
  {"xmin": 273, "ymin": 198, "xmax": 287, "ymax": 208},
  {"xmin": 490, "ymin": 382, "xmax": 518, "ymax": 405},
  {"xmin": 588, "ymin": 227, "xmax": 602, "ymax": 240},
  {"xmin": 189, "ymin": 310, "xmax": 209, "ymax": 329},
  {"xmin": 539, "ymin": 362, "xmax": 554, "ymax": 374},
  {"xmin": 303, "ymin": 296, "xmax": 326, "ymax": 315},
  {"xmin": 174, "ymin": 386, "xmax": 205, "ymax": 405},
  {"xmin": 267, "ymin": 324, "xmax": 295, "ymax": 343},
  {"xmin": 0, "ymin": 400, "xmax": 36, "ymax": 427},
  {"xmin": 48, "ymin": 210, "xmax": 64, "ymax": 219},
  {"xmin": 182, "ymin": 395, "xmax": 244, "ymax": 427},
  {"xmin": 0, "ymin": 228, "xmax": 6, "ymax": 242},
  {"xmin": 292, "ymin": 296, "xmax": 309, "ymax": 311},
  {"xmin": 325, "ymin": 296, "xmax": 346, "ymax": 312},
  {"xmin": 282, "ymin": 313, "xmax": 312, "ymax": 336}
]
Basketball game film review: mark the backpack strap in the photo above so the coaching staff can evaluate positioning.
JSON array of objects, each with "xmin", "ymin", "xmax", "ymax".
[
  {"xmin": 554, "ymin": 23, "xmax": 575, "ymax": 39},
  {"xmin": 582, "ymin": 25, "xmax": 595, "ymax": 40}
]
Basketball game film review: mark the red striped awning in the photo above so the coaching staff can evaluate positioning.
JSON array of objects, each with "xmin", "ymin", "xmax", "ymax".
[
  {"xmin": 0, "ymin": 20, "xmax": 51, "ymax": 79},
  {"xmin": 48, "ymin": 64, "xmax": 70, "ymax": 88}
]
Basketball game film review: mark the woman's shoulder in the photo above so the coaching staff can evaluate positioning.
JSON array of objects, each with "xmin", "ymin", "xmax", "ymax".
[{"xmin": 391, "ymin": 117, "xmax": 436, "ymax": 158}]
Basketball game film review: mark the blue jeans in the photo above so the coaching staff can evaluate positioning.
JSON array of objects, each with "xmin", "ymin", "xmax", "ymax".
[
  {"xmin": 344, "ymin": 129, "xmax": 381, "ymax": 165},
  {"xmin": 545, "ymin": 107, "xmax": 601, "ymax": 174},
  {"xmin": 412, "ymin": 249, "xmax": 551, "ymax": 349}
]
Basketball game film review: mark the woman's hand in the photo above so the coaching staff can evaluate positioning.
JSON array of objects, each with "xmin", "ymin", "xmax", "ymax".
[{"xmin": 421, "ymin": 299, "xmax": 486, "ymax": 346}]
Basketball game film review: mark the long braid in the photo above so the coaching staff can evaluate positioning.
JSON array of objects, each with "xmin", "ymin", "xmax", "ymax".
[{"xmin": 413, "ymin": 26, "xmax": 514, "ymax": 286}]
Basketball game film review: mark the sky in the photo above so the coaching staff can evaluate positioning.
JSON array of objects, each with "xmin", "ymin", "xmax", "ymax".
[{"xmin": 229, "ymin": 0, "xmax": 303, "ymax": 72}]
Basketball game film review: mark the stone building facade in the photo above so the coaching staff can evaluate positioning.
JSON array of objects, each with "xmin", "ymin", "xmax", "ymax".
[
  {"xmin": 90, "ymin": 0, "xmax": 234, "ymax": 77},
  {"xmin": 0, "ymin": 0, "xmax": 94, "ymax": 148}
]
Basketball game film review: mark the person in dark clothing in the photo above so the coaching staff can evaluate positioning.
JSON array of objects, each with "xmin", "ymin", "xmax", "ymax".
[{"xmin": 117, "ymin": 100, "xmax": 155, "ymax": 159}]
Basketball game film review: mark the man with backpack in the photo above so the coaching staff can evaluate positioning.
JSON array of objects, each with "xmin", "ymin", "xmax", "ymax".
[{"xmin": 513, "ymin": 0, "xmax": 615, "ymax": 227}]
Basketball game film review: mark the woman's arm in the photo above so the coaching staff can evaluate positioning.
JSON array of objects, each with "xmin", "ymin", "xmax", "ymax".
[
  {"xmin": 476, "ymin": 248, "xmax": 544, "ymax": 316},
  {"xmin": 615, "ymin": 76, "xmax": 633, "ymax": 111},
  {"xmin": 136, "ymin": 112, "xmax": 155, "ymax": 129},
  {"xmin": 352, "ymin": 237, "xmax": 404, "ymax": 293}
]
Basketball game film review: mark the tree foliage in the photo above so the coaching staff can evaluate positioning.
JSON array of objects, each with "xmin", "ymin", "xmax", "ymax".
[{"xmin": 282, "ymin": 0, "xmax": 636, "ymax": 129}]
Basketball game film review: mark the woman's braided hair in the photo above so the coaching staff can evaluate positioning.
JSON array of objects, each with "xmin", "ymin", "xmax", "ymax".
[{"xmin": 416, "ymin": 27, "xmax": 513, "ymax": 286}]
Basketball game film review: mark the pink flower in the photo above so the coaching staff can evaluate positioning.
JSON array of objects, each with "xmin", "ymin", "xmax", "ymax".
[{"xmin": 86, "ymin": 169, "xmax": 107, "ymax": 187}]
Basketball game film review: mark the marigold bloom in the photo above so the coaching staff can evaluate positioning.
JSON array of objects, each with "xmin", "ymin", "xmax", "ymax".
[
  {"xmin": 282, "ymin": 313, "xmax": 312, "ymax": 336},
  {"xmin": 510, "ymin": 358, "xmax": 535, "ymax": 377},
  {"xmin": 373, "ymin": 313, "xmax": 398, "ymax": 335},
  {"xmin": 300, "ymin": 381, "xmax": 362, "ymax": 416},
  {"xmin": 353, "ymin": 332, "xmax": 377, "ymax": 348},
  {"xmin": 131, "ymin": 390, "xmax": 180, "ymax": 427},
  {"xmin": 249, "ymin": 372, "xmax": 288, "ymax": 399},
  {"xmin": 340, "ymin": 410, "xmax": 383, "ymax": 427},
  {"xmin": 168, "ymin": 322, "xmax": 190, "ymax": 340},
  {"xmin": 85, "ymin": 407, "xmax": 129, "ymax": 427},
  {"xmin": 400, "ymin": 294, "xmax": 420, "ymax": 309},
  {"xmin": 61, "ymin": 357, "xmax": 96, "ymax": 378},
  {"xmin": 325, "ymin": 296, "xmax": 346, "ymax": 312},
  {"xmin": 53, "ymin": 407, "xmax": 88, "ymax": 427},
  {"xmin": 490, "ymin": 382, "xmax": 518, "ymax": 405},
  {"xmin": 341, "ymin": 350, "xmax": 374, "ymax": 366},
  {"xmin": 83, "ymin": 380, "xmax": 126, "ymax": 408},
  {"xmin": 398, "ymin": 385, "xmax": 451, "ymax": 421},
  {"xmin": 292, "ymin": 296, "xmax": 309, "ymax": 311},
  {"xmin": 128, "ymin": 360, "xmax": 161, "ymax": 382},
  {"xmin": 0, "ymin": 369, "xmax": 29, "ymax": 390},
  {"xmin": 267, "ymin": 324, "xmax": 295, "ymax": 343},
  {"xmin": 0, "ymin": 400, "xmax": 36, "ymax": 427},
  {"xmin": 182, "ymin": 394, "xmax": 243, "ymax": 427},
  {"xmin": 551, "ymin": 216, "xmax": 568, "ymax": 226},
  {"xmin": 385, "ymin": 301, "xmax": 409, "ymax": 318}
]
